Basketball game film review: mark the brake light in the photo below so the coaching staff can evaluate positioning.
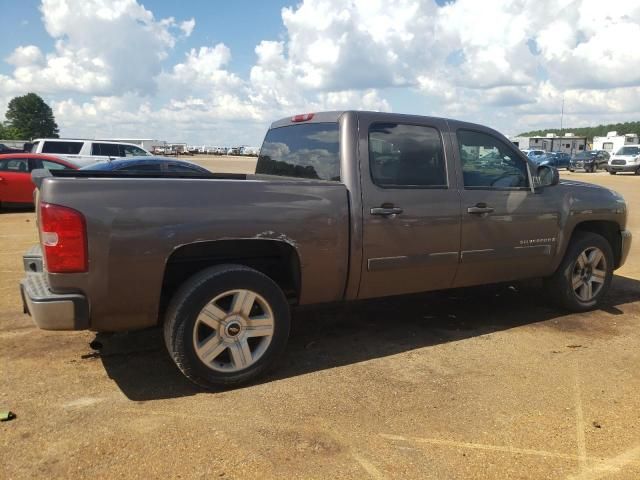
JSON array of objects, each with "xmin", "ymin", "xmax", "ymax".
[
  {"xmin": 291, "ymin": 113, "xmax": 314, "ymax": 122},
  {"xmin": 40, "ymin": 202, "xmax": 87, "ymax": 273}
]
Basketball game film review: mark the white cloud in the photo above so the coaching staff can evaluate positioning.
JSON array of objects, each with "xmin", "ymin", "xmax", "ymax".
[{"xmin": 2, "ymin": 0, "xmax": 640, "ymax": 144}]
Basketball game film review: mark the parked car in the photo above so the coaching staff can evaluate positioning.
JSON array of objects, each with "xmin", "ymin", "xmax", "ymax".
[
  {"xmin": 0, "ymin": 153, "xmax": 78, "ymax": 207},
  {"xmin": 30, "ymin": 139, "xmax": 152, "ymax": 167},
  {"xmin": 521, "ymin": 149, "xmax": 546, "ymax": 159},
  {"xmin": 607, "ymin": 145, "xmax": 640, "ymax": 175},
  {"xmin": 532, "ymin": 152, "xmax": 571, "ymax": 169},
  {"xmin": 0, "ymin": 143, "xmax": 24, "ymax": 154},
  {"xmin": 569, "ymin": 151, "xmax": 609, "ymax": 172},
  {"xmin": 20, "ymin": 111, "xmax": 631, "ymax": 388},
  {"xmin": 80, "ymin": 157, "xmax": 211, "ymax": 174}
]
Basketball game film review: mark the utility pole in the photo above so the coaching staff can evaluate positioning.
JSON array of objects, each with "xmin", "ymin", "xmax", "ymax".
[{"xmin": 560, "ymin": 95, "xmax": 564, "ymax": 135}]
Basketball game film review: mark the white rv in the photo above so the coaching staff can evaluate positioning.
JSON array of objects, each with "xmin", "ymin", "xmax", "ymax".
[{"xmin": 593, "ymin": 131, "xmax": 639, "ymax": 153}]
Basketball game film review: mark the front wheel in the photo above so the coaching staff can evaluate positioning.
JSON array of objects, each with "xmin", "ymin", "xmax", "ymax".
[
  {"xmin": 545, "ymin": 231, "xmax": 613, "ymax": 312},
  {"xmin": 164, "ymin": 264, "xmax": 291, "ymax": 388}
]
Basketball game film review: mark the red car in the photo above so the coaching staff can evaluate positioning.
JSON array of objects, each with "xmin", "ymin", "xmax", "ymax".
[{"xmin": 0, "ymin": 153, "xmax": 78, "ymax": 207}]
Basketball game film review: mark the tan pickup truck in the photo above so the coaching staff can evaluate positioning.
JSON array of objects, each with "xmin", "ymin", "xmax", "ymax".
[{"xmin": 21, "ymin": 111, "xmax": 631, "ymax": 388}]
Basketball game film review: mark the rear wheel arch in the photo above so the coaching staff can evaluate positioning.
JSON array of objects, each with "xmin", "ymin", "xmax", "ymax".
[{"xmin": 160, "ymin": 239, "xmax": 302, "ymax": 321}]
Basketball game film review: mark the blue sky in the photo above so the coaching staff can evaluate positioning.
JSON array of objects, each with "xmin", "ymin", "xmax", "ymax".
[{"xmin": 1, "ymin": 0, "xmax": 639, "ymax": 145}]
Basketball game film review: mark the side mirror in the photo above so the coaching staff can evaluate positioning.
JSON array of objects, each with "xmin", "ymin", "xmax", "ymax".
[{"xmin": 536, "ymin": 164, "xmax": 559, "ymax": 188}]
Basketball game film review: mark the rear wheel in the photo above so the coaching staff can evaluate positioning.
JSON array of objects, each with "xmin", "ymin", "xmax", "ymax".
[
  {"xmin": 164, "ymin": 264, "xmax": 291, "ymax": 388},
  {"xmin": 545, "ymin": 231, "xmax": 613, "ymax": 312}
]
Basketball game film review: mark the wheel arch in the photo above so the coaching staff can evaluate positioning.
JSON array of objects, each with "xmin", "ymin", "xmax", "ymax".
[
  {"xmin": 160, "ymin": 239, "xmax": 302, "ymax": 320},
  {"xmin": 567, "ymin": 220, "xmax": 623, "ymax": 268}
]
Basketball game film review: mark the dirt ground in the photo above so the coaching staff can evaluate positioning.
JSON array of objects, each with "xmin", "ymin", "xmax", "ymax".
[{"xmin": 1, "ymin": 166, "xmax": 640, "ymax": 479}]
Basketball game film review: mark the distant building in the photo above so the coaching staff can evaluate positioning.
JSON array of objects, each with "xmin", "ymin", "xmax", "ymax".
[
  {"xmin": 592, "ymin": 131, "xmax": 639, "ymax": 153},
  {"xmin": 510, "ymin": 133, "xmax": 587, "ymax": 155}
]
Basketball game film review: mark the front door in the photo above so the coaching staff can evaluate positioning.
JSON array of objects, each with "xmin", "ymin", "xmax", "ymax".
[
  {"xmin": 451, "ymin": 127, "xmax": 561, "ymax": 287},
  {"xmin": 358, "ymin": 115, "xmax": 461, "ymax": 299}
]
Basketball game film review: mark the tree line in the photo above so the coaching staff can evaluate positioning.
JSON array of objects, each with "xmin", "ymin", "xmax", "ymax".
[
  {"xmin": 0, "ymin": 93, "xmax": 59, "ymax": 140},
  {"xmin": 518, "ymin": 121, "xmax": 640, "ymax": 138}
]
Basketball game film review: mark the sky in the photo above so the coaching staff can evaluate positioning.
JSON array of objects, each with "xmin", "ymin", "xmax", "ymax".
[{"xmin": 1, "ymin": 0, "xmax": 639, "ymax": 146}]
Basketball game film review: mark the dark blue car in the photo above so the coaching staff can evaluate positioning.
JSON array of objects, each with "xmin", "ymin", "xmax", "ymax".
[
  {"xmin": 532, "ymin": 152, "xmax": 571, "ymax": 169},
  {"xmin": 80, "ymin": 156, "xmax": 211, "ymax": 174}
]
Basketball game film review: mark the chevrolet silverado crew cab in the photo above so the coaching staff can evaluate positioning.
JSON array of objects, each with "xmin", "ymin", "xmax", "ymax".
[{"xmin": 20, "ymin": 111, "xmax": 632, "ymax": 388}]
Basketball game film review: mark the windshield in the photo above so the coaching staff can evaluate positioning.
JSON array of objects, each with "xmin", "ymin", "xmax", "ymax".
[
  {"xmin": 616, "ymin": 146, "xmax": 640, "ymax": 156},
  {"xmin": 256, "ymin": 123, "xmax": 340, "ymax": 181}
]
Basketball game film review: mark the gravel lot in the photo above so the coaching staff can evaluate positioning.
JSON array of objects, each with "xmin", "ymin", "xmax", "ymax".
[{"xmin": 1, "ymin": 165, "xmax": 639, "ymax": 479}]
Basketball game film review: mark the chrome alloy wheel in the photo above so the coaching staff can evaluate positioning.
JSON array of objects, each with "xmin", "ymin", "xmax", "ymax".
[
  {"xmin": 192, "ymin": 289, "xmax": 274, "ymax": 372},
  {"xmin": 571, "ymin": 247, "xmax": 607, "ymax": 302}
]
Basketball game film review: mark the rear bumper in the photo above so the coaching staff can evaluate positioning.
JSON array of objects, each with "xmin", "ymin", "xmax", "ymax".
[
  {"xmin": 618, "ymin": 230, "xmax": 632, "ymax": 269},
  {"xmin": 20, "ymin": 272, "xmax": 89, "ymax": 330}
]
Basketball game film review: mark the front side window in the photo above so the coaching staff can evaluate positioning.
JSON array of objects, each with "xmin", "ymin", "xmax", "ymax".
[
  {"xmin": 368, "ymin": 123, "xmax": 447, "ymax": 187},
  {"xmin": 121, "ymin": 145, "xmax": 149, "ymax": 157},
  {"xmin": 458, "ymin": 130, "xmax": 529, "ymax": 189},
  {"xmin": 256, "ymin": 123, "xmax": 340, "ymax": 181}
]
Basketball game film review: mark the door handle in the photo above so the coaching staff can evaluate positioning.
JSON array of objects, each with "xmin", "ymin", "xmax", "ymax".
[
  {"xmin": 371, "ymin": 206, "xmax": 403, "ymax": 216},
  {"xmin": 467, "ymin": 203, "xmax": 494, "ymax": 214}
]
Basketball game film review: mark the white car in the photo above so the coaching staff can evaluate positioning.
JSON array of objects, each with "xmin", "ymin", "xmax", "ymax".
[
  {"xmin": 608, "ymin": 145, "xmax": 640, "ymax": 174},
  {"xmin": 30, "ymin": 139, "xmax": 152, "ymax": 167}
]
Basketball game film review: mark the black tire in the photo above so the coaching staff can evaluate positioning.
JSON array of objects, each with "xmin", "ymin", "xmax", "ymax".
[
  {"xmin": 609, "ymin": 171, "xmax": 617, "ymax": 175},
  {"xmin": 164, "ymin": 264, "xmax": 291, "ymax": 388},
  {"xmin": 568, "ymin": 168, "xmax": 574, "ymax": 172},
  {"xmin": 545, "ymin": 231, "xmax": 614, "ymax": 312}
]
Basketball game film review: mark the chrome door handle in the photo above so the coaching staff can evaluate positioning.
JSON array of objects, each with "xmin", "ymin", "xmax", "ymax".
[
  {"xmin": 467, "ymin": 204, "xmax": 494, "ymax": 214},
  {"xmin": 370, "ymin": 207, "xmax": 403, "ymax": 216}
]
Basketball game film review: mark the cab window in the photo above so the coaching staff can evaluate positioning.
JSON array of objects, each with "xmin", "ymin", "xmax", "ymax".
[
  {"xmin": 457, "ymin": 130, "xmax": 529, "ymax": 189},
  {"xmin": 368, "ymin": 123, "xmax": 447, "ymax": 188}
]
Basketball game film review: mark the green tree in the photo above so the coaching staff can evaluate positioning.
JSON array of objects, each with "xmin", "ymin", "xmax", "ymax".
[{"xmin": 5, "ymin": 93, "xmax": 59, "ymax": 139}]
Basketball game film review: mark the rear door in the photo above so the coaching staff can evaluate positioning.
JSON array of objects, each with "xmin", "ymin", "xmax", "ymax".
[
  {"xmin": 451, "ymin": 125, "xmax": 561, "ymax": 287},
  {"xmin": 357, "ymin": 113, "xmax": 461, "ymax": 299},
  {"xmin": 0, "ymin": 157, "xmax": 32, "ymax": 203}
]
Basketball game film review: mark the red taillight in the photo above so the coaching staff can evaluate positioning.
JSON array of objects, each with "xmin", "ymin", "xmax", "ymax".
[
  {"xmin": 40, "ymin": 202, "xmax": 87, "ymax": 273},
  {"xmin": 291, "ymin": 113, "xmax": 314, "ymax": 122}
]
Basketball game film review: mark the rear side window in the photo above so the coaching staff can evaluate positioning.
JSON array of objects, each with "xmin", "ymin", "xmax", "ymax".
[
  {"xmin": 92, "ymin": 143, "xmax": 121, "ymax": 157},
  {"xmin": 0, "ymin": 158, "xmax": 28, "ymax": 172},
  {"xmin": 120, "ymin": 164, "xmax": 161, "ymax": 172},
  {"xmin": 42, "ymin": 141, "xmax": 83, "ymax": 155},
  {"xmin": 42, "ymin": 160, "xmax": 71, "ymax": 170},
  {"xmin": 369, "ymin": 123, "xmax": 447, "ymax": 188},
  {"xmin": 167, "ymin": 163, "xmax": 204, "ymax": 173},
  {"xmin": 256, "ymin": 123, "xmax": 340, "ymax": 181}
]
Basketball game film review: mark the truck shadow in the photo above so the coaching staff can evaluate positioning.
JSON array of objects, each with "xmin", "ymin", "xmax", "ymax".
[{"xmin": 95, "ymin": 274, "xmax": 640, "ymax": 401}]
